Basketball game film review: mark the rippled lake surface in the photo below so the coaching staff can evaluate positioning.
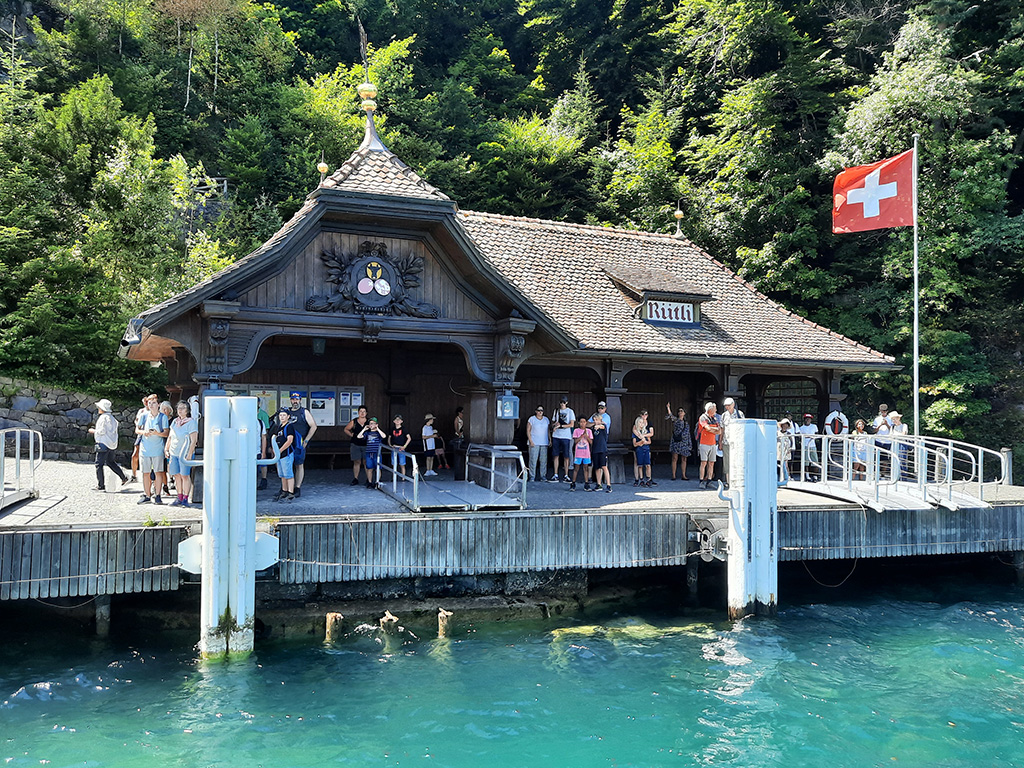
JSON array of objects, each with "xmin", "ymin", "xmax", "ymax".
[{"xmin": 3, "ymin": 579, "xmax": 1024, "ymax": 767}]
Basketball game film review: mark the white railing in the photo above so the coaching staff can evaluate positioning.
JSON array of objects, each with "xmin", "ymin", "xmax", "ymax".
[
  {"xmin": 784, "ymin": 432, "xmax": 1008, "ymax": 508},
  {"xmin": 0, "ymin": 428, "xmax": 44, "ymax": 509},
  {"xmin": 465, "ymin": 443, "xmax": 528, "ymax": 508},
  {"xmin": 380, "ymin": 444, "xmax": 421, "ymax": 509}
]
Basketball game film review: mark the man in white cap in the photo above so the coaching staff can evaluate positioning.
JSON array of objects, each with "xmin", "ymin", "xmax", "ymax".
[
  {"xmin": 719, "ymin": 397, "xmax": 744, "ymax": 488},
  {"xmin": 550, "ymin": 396, "xmax": 576, "ymax": 483},
  {"xmin": 89, "ymin": 399, "xmax": 128, "ymax": 492},
  {"xmin": 285, "ymin": 391, "xmax": 317, "ymax": 497}
]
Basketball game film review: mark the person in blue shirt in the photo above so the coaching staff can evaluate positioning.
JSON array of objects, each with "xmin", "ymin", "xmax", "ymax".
[
  {"xmin": 135, "ymin": 394, "xmax": 169, "ymax": 504},
  {"xmin": 358, "ymin": 417, "xmax": 387, "ymax": 489}
]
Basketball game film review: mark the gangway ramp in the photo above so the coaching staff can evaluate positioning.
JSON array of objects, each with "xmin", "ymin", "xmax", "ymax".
[
  {"xmin": 1, "ymin": 429, "xmax": 43, "ymax": 513},
  {"xmin": 786, "ymin": 433, "xmax": 1009, "ymax": 512},
  {"xmin": 378, "ymin": 443, "xmax": 527, "ymax": 512}
]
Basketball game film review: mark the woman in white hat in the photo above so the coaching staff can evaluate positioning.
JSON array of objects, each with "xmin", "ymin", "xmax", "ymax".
[{"xmin": 89, "ymin": 399, "xmax": 128, "ymax": 492}]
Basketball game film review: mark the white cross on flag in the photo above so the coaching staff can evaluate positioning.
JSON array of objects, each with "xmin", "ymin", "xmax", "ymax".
[{"xmin": 832, "ymin": 149, "xmax": 915, "ymax": 233}]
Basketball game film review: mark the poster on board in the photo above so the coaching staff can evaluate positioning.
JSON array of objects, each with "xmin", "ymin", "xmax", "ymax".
[
  {"xmin": 339, "ymin": 392, "xmax": 351, "ymax": 407},
  {"xmin": 249, "ymin": 388, "xmax": 278, "ymax": 421},
  {"xmin": 310, "ymin": 389, "xmax": 336, "ymax": 427}
]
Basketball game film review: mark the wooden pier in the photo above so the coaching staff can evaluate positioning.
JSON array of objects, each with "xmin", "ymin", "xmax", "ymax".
[
  {"xmin": 4, "ymin": 501, "xmax": 1024, "ymax": 601},
  {"xmin": 276, "ymin": 510, "xmax": 692, "ymax": 584},
  {"xmin": 0, "ymin": 526, "xmax": 184, "ymax": 600},
  {"xmin": 779, "ymin": 504, "xmax": 1024, "ymax": 561},
  {"xmin": 4, "ymin": 460, "xmax": 1024, "ymax": 603}
]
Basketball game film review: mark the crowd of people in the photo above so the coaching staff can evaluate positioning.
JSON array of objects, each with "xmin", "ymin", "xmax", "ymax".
[
  {"xmin": 88, "ymin": 389, "xmax": 909, "ymax": 505},
  {"xmin": 256, "ymin": 396, "xmax": 466, "ymax": 502},
  {"xmin": 777, "ymin": 402, "xmax": 909, "ymax": 482},
  {"xmin": 90, "ymin": 393, "xmax": 199, "ymax": 506},
  {"xmin": 523, "ymin": 395, "xmax": 745, "ymax": 491}
]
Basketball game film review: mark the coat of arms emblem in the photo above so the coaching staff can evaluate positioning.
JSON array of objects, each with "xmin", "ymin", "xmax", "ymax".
[{"xmin": 306, "ymin": 241, "xmax": 440, "ymax": 318}]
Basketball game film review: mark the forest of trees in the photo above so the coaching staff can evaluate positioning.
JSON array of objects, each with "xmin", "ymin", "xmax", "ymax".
[{"xmin": 0, "ymin": 0, "xmax": 1021, "ymax": 452}]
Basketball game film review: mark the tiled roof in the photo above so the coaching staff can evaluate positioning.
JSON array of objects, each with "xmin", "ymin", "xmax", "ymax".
[
  {"xmin": 603, "ymin": 266, "xmax": 709, "ymax": 299},
  {"xmin": 319, "ymin": 116, "xmax": 450, "ymax": 202},
  {"xmin": 458, "ymin": 211, "xmax": 892, "ymax": 367}
]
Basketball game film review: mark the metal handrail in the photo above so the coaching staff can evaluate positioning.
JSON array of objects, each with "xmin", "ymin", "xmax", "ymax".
[
  {"xmin": 379, "ymin": 444, "xmax": 420, "ymax": 509},
  {"xmin": 0, "ymin": 428, "xmax": 44, "ymax": 507},
  {"xmin": 787, "ymin": 432, "xmax": 1008, "ymax": 508},
  {"xmin": 465, "ymin": 443, "xmax": 528, "ymax": 508}
]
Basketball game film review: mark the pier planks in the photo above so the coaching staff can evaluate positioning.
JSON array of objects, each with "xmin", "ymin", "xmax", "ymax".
[
  {"xmin": 0, "ymin": 526, "xmax": 185, "ymax": 600},
  {"xmin": 779, "ymin": 504, "xmax": 1024, "ymax": 561},
  {"xmin": 276, "ymin": 510, "xmax": 694, "ymax": 583}
]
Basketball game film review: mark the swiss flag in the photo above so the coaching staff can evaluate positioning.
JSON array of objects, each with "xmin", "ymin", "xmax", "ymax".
[{"xmin": 832, "ymin": 149, "xmax": 915, "ymax": 233}]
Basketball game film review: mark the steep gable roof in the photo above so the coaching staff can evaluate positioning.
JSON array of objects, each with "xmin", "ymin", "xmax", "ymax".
[
  {"xmin": 319, "ymin": 116, "xmax": 450, "ymax": 202},
  {"xmin": 458, "ymin": 211, "xmax": 892, "ymax": 368}
]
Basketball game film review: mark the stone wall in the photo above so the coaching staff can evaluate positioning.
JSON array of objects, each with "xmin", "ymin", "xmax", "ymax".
[{"xmin": 0, "ymin": 376, "xmax": 140, "ymax": 462}]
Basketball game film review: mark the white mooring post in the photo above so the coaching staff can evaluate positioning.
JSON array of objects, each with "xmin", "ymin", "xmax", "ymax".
[
  {"xmin": 178, "ymin": 395, "xmax": 279, "ymax": 660},
  {"xmin": 720, "ymin": 419, "xmax": 779, "ymax": 619}
]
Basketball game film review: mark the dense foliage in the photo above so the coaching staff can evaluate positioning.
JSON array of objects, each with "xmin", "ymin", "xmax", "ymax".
[{"xmin": 0, "ymin": 0, "xmax": 1020, "ymax": 451}]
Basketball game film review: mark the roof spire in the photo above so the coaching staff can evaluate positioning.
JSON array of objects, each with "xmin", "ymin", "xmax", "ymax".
[
  {"xmin": 354, "ymin": 15, "xmax": 385, "ymax": 152},
  {"xmin": 357, "ymin": 81, "xmax": 386, "ymax": 152}
]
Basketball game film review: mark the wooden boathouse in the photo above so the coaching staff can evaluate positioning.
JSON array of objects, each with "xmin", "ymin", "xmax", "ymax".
[{"xmin": 116, "ymin": 92, "xmax": 893, "ymax": 471}]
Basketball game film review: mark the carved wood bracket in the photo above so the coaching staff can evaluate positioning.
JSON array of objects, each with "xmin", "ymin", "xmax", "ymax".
[
  {"xmin": 201, "ymin": 301, "xmax": 241, "ymax": 375},
  {"xmin": 494, "ymin": 315, "xmax": 536, "ymax": 383}
]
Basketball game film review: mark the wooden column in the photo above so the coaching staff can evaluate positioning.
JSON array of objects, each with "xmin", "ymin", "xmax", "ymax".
[
  {"xmin": 325, "ymin": 612, "xmax": 344, "ymax": 642},
  {"xmin": 602, "ymin": 387, "xmax": 628, "ymax": 484},
  {"xmin": 685, "ymin": 557, "xmax": 699, "ymax": 604}
]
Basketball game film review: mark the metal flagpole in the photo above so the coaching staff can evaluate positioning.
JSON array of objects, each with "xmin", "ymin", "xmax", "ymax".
[{"xmin": 912, "ymin": 134, "xmax": 920, "ymax": 436}]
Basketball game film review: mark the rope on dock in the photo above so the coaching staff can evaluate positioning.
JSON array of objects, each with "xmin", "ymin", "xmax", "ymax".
[
  {"xmin": 0, "ymin": 562, "xmax": 178, "ymax": 587},
  {"xmin": 781, "ymin": 536, "xmax": 1024, "ymax": 553},
  {"xmin": 276, "ymin": 551, "xmax": 705, "ymax": 571}
]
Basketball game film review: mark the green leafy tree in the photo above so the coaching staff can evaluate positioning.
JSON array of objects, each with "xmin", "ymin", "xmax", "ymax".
[{"xmin": 825, "ymin": 13, "xmax": 1024, "ymax": 442}]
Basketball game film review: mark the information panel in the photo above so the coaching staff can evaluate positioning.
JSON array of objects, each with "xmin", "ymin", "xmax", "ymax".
[{"xmin": 310, "ymin": 389, "xmax": 337, "ymax": 427}]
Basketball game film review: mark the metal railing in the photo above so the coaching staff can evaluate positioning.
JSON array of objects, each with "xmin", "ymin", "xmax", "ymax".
[
  {"xmin": 379, "ymin": 445, "xmax": 421, "ymax": 509},
  {"xmin": 0, "ymin": 428, "xmax": 44, "ymax": 510},
  {"xmin": 466, "ymin": 443, "xmax": 528, "ymax": 508},
  {"xmin": 783, "ymin": 432, "xmax": 1008, "ymax": 509}
]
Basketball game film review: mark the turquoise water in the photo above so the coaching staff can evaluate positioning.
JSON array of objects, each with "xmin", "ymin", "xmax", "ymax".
[{"xmin": 3, "ymin": 585, "xmax": 1024, "ymax": 766}]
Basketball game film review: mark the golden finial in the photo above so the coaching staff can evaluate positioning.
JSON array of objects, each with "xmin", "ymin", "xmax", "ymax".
[
  {"xmin": 673, "ymin": 200, "xmax": 685, "ymax": 239},
  {"xmin": 317, "ymin": 150, "xmax": 328, "ymax": 181},
  {"xmin": 358, "ymin": 82, "xmax": 377, "ymax": 113}
]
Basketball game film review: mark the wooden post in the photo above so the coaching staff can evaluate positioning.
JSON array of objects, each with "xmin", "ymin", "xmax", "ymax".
[
  {"xmin": 437, "ymin": 607, "xmax": 453, "ymax": 638},
  {"xmin": 195, "ymin": 396, "xmax": 267, "ymax": 660},
  {"xmin": 1013, "ymin": 552, "xmax": 1024, "ymax": 586},
  {"xmin": 686, "ymin": 556, "xmax": 699, "ymax": 603},
  {"xmin": 380, "ymin": 609, "xmax": 399, "ymax": 634},
  {"xmin": 95, "ymin": 594, "xmax": 111, "ymax": 637},
  {"xmin": 325, "ymin": 612, "xmax": 344, "ymax": 642}
]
